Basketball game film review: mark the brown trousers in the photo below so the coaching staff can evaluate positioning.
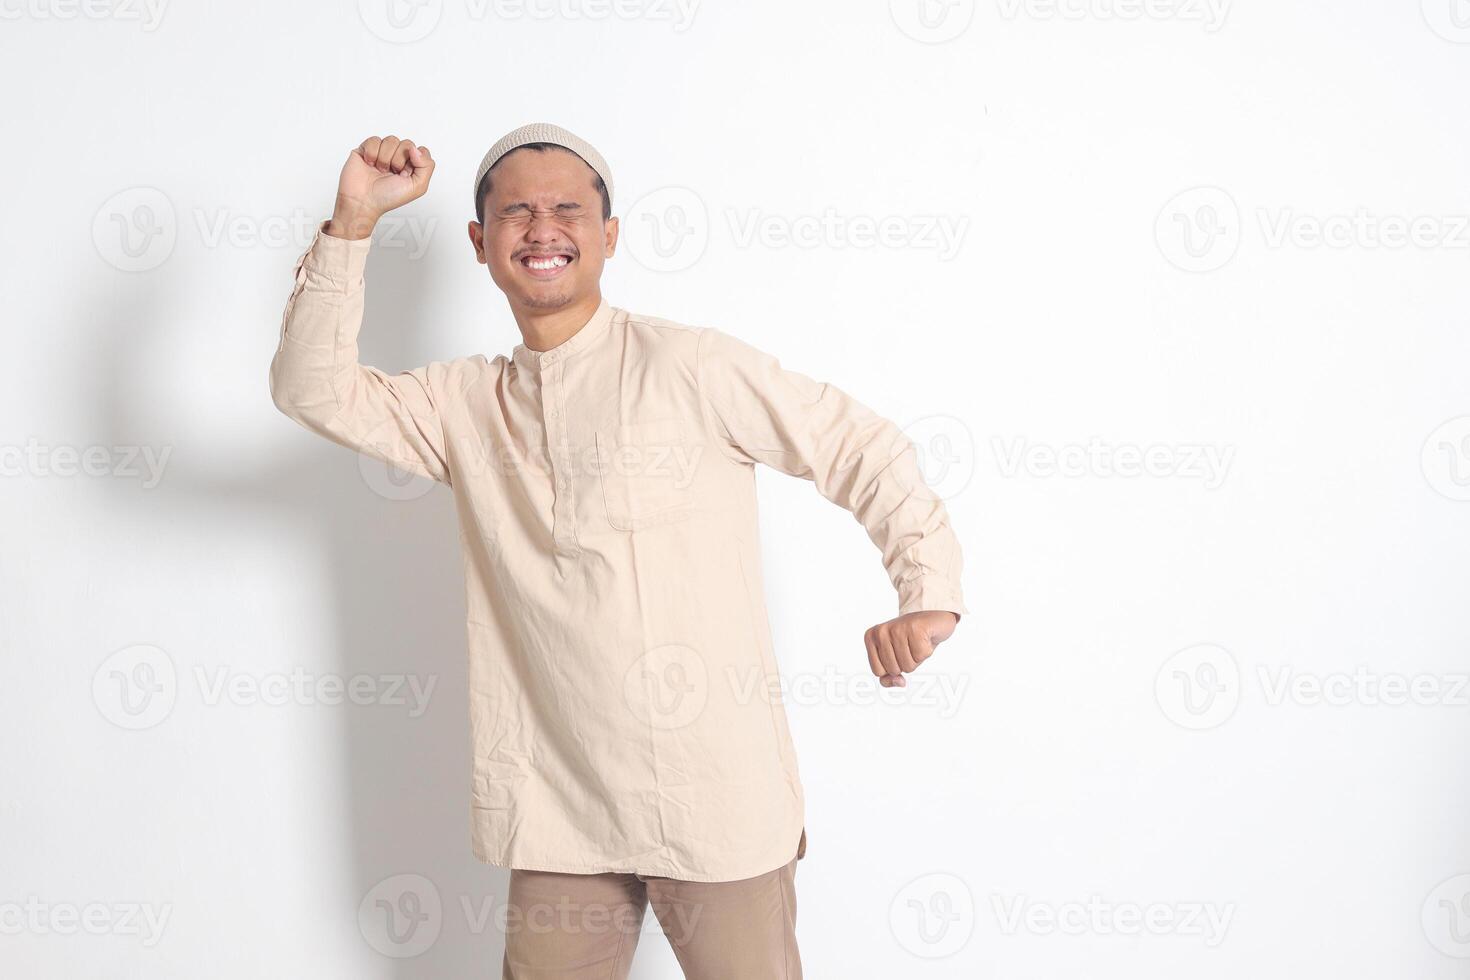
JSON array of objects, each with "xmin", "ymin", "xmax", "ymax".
[{"xmin": 501, "ymin": 842, "xmax": 803, "ymax": 979}]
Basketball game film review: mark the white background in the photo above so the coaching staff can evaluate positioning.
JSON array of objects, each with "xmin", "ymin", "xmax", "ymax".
[{"xmin": 3, "ymin": 0, "xmax": 1469, "ymax": 977}]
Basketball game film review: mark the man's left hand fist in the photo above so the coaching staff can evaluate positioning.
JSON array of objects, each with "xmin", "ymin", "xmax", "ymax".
[{"xmin": 864, "ymin": 610, "xmax": 960, "ymax": 689}]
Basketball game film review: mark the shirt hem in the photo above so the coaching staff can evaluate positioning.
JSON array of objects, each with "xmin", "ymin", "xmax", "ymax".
[{"xmin": 471, "ymin": 841, "xmax": 803, "ymax": 883}]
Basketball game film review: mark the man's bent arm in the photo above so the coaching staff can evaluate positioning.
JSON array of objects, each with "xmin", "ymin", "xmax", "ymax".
[{"xmin": 694, "ymin": 326, "xmax": 968, "ymax": 621}]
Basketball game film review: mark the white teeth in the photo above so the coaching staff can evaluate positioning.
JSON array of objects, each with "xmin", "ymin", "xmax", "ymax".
[{"xmin": 525, "ymin": 256, "xmax": 570, "ymax": 270}]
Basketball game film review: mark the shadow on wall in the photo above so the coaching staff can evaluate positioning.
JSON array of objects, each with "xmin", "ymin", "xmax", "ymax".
[{"xmin": 93, "ymin": 238, "xmax": 515, "ymax": 977}]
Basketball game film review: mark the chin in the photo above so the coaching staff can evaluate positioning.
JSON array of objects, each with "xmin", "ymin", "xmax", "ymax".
[{"xmin": 518, "ymin": 286, "xmax": 576, "ymax": 310}]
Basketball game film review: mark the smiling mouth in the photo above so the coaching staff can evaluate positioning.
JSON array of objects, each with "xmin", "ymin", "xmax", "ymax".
[{"xmin": 519, "ymin": 252, "xmax": 575, "ymax": 279}]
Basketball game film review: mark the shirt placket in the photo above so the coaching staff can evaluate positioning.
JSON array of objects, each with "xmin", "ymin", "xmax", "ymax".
[{"xmin": 539, "ymin": 350, "xmax": 579, "ymax": 557}]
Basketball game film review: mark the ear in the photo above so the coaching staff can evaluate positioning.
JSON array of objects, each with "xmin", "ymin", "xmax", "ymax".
[
  {"xmin": 603, "ymin": 215, "xmax": 619, "ymax": 258},
  {"xmin": 467, "ymin": 220, "xmax": 487, "ymax": 265}
]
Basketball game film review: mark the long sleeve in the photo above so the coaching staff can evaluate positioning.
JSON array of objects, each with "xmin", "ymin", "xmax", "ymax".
[
  {"xmin": 695, "ymin": 326, "xmax": 968, "ymax": 620},
  {"xmin": 269, "ymin": 222, "xmax": 452, "ymax": 485}
]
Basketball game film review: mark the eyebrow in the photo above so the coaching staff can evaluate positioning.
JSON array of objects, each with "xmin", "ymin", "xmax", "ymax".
[{"xmin": 497, "ymin": 202, "xmax": 587, "ymax": 214}]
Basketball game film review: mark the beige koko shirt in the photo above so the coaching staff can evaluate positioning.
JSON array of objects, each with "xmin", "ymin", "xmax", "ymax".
[{"xmin": 269, "ymin": 224, "xmax": 969, "ymax": 882}]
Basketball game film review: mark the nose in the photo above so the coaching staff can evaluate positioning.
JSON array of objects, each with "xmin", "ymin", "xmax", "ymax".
[{"xmin": 524, "ymin": 211, "xmax": 563, "ymax": 244}]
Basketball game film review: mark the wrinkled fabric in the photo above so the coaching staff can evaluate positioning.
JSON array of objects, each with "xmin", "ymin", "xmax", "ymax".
[{"xmin": 269, "ymin": 223, "xmax": 968, "ymax": 882}]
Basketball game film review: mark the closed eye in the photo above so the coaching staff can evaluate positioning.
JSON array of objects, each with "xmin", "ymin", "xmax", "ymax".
[{"xmin": 497, "ymin": 203, "xmax": 588, "ymax": 218}]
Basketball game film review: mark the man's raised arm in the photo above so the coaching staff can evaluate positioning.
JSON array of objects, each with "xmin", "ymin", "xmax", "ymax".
[{"xmin": 269, "ymin": 135, "xmax": 451, "ymax": 485}]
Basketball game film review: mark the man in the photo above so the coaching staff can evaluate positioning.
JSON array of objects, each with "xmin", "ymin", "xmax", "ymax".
[{"xmin": 269, "ymin": 123, "xmax": 967, "ymax": 979}]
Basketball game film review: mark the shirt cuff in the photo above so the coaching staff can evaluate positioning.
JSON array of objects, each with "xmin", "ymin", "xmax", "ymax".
[
  {"xmin": 897, "ymin": 578, "xmax": 969, "ymax": 620},
  {"xmin": 298, "ymin": 218, "xmax": 372, "ymax": 290}
]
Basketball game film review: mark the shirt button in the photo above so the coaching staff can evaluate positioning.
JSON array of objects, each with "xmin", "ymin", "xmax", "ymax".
[{"xmin": 547, "ymin": 408, "xmax": 559, "ymax": 419}]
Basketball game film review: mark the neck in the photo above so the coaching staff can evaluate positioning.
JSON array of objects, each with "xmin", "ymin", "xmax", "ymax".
[{"xmin": 511, "ymin": 293, "xmax": 603, "ymax": 352}]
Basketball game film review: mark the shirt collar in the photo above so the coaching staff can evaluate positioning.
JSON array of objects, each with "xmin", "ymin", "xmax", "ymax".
[{"xmin": 511, "ymin": 297, "xmax": 614, "ymax": 371}]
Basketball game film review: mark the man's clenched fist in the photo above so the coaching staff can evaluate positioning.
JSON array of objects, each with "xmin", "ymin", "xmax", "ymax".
[
  {"xmin": 865, "ymin": 610, "xmax": 959, "ymax": 689},
  {"xmin": 326, "ymin": 135, "xmax": 435, "ymax": 240}
]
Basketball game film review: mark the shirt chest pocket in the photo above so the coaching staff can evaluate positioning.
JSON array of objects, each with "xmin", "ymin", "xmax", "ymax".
[{"xmin": 593, "ymin": 418, "xmax": 696, "ymax": 531}]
